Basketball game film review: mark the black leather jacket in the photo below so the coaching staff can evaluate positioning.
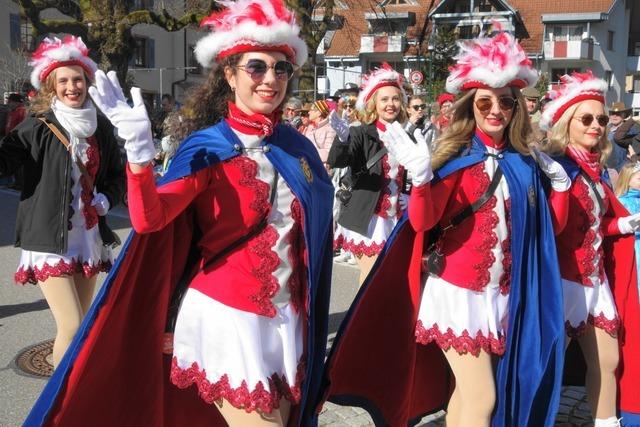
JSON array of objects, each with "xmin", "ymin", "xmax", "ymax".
[{"xmin": 0, "ymin": 111, "xmax": 125, "ymax": 254}]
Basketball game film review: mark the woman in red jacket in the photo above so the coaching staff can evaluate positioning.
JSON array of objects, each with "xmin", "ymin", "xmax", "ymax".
[
  {"xmin": 84, "ymin": 0, "xmax": 333, "ymax": 425},
  {"xmin": 540, "ymin": 71, "xmax": 640, "ymax": 427}
]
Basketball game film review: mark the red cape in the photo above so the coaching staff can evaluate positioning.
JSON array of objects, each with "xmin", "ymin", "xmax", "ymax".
[
  {"xmin": 603, "ymin": 187, "xmax": 640, "ymax": 413},
  {"xmin": 322, "ymin": 223, "xmax": 450, "ymax": 426}
]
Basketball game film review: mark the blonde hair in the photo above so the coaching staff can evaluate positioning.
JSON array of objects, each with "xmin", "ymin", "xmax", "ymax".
[
  {"xmin": 543, "ymin": 102, "xmax": 611, "ymax": 166},
  {"xmin": 361, "ymin": 86, "xmax": 408, "ymax": 125},
  {"xmin": 615, "ymin": 162, "xmax": 640, "ymax": 196},
  {"xmin": 29, "ymin": 68, "xmax": 92, "ymax": 116},
  {"xmin": 29, "ymin": 73, "xmax": 57, "ymax": 115},
  {"xmin": 431, "ymin": 87, "xmax": 532, "ymax": 170}
]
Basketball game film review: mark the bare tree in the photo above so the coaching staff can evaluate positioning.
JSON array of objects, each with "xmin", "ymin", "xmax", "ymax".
[
  {"xmin": 0, "ymin": 45, "xmax": 30, "ymax": 94},
  {"xmin": 14, "ymin": 0, "xmax": 219, "ymax": 84}
]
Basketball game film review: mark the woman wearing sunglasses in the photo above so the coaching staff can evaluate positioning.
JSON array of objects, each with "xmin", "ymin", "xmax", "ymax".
[
  {"xmin": 322, "ymin": 29, "xmax": 567, "ymax": 427},
  {"xmin": 328, "ymin": 63, "xmax": 410, "ymax": 286},
  {"xmin": 25, "ymin": 1, "xmax": 334, "ymax": 426},
  {"xmin": 539, "ymin": 71, "xmax": 640, "ymax": 427}
]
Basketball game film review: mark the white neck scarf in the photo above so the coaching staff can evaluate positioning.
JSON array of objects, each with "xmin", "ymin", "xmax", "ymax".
[{"xmin": 51, "ymin": 98, "xmax": 98, "ymax": 154}]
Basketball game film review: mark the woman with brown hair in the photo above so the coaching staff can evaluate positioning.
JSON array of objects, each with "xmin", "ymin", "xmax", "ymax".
[
  {"xmin": 539, "ymin": 71, "xmax": 640, "ymax": 427},
  {"xmin": 0, "ymin": 36, "xmax": 124, "ymax": 369},
  {"xmin": 321, "ymin": 29, "xmax": 568, "ymax": 427},
  {"xmin": 25, "ymin": 1, "xmax": 334, "ymax": 426},
  {"xmin": 328, "ymin": 63, "xmax": 410, "ymax": 285}
]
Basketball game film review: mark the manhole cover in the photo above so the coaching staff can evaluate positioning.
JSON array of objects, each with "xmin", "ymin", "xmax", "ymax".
[{"xmin": 16, "ymin": 340, "xmax": 54, "ymax": 377}]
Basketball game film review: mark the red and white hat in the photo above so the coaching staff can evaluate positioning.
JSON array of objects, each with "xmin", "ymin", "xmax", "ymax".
[
  {"xmin": 539, "ymin": 70, "xmax": 607, "ymax": 132},
  {"xmin": 30, "ymin": 36, "xmax": 97, "ymax": 90},
  {"xmin": 445, "ymin": 27, "xmax": 538, "ymax": 95},
  {"xmin": 194, "ymin": 0, "xmax": 308, "ymax": 69},
  {"xmin": 356, "ymin": 63, "xmax": 407, "ymax": 110}
]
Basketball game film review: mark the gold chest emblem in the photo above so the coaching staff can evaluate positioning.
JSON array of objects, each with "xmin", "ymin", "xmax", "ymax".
[{"xmin": 300, "ymin": 157, "xmax": 313, "ymax": 183}]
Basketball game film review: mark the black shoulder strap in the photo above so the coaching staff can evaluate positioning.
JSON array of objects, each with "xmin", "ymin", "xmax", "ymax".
[
  {"xmin": 201, "ymin": 169, "xmax": 279, "ymax": 270},
  {"xmin": 579, "ymin": 171, "xmax": 605, "ymax": 214},
  {"xmin": 430, "ymin": 165, "xmax": 504, "ymax": 245},
  {"xmin": 365, "ymin": 147, "xmax": 388, "ymax": 171}
]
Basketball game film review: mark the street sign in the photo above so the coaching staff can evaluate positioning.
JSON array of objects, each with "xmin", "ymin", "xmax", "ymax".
[{"xmin": 409, "ymin": 70, "xmax": 424, "ymax": 85}]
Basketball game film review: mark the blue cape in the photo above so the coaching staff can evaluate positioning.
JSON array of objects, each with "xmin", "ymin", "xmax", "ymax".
[
  {"xmin": 321, "ymin": 136, "xmax": 565, "ymax": 427},
  {"xmin": 25, "ymin": 121, "xmax": 334, "ymax": 427}
]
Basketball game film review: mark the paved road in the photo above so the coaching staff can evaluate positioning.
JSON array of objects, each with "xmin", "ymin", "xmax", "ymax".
[{"xmin": 0, "ymin": 188, "xmax": 593, "ymax": 426}]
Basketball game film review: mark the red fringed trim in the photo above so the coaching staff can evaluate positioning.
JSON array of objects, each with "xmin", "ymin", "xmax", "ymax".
[
  {"xmin": 415, "ymin": 320, "xmax": 506, "ymax": 356},
  {"xmin": 248, "ymin": 226, "xmax": 280, "ymax": 317},
  {"xmin": 342, "ymin": 238, "xmax": 385, "ymax": 257},
  {"xmin": 170, "ymin": 357, "xmax": 305, "ymax": 414},
  {"xmin": 14, "ymin": 258, "xmax": 112, "ymax": 285},
  {"xmin": 80, "ymin": 136, "xmax": 100, "ymax": 229},
  {"xmin": 469, "ymin": 163, "xmax": 499, "ymax": 291},
  {"xmin": 374, "ymin": 153, "xmax": 392, "ymax": 218},
  {"xmin": 565, "ymin": 312, "xmax": 620, "ymax": 338},
  {"xmin": 286, "ymin": 199, "xmax": 306, "ymax": 313},
  {"xmin": 499, "ymin": 198, "xmax": 512, "ymax": 295}
]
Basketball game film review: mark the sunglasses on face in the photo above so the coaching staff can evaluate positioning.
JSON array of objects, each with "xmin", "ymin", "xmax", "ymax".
[
  {"xmin": 236, "ymin": 59, "xmax": 296, "ymax": 81},
  {"xmin": 573, "ymin": 114, "xmax": 609, "ymax": 127},
  {"xmin": 474, "ymin": 96, "xmax": 517, "ymax": 113},
  {"xmin": 411, "ymin": 104, "xmax": 427, "ymax": 111}
]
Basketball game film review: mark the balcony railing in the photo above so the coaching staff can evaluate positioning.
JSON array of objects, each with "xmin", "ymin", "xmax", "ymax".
[
  {"xmin": 543, "ymin": 39, "xmax": 596, "ymax": 61},
  {"xmin": 360, "ymin": 35, "xmax": 406, "ymax": 54}
]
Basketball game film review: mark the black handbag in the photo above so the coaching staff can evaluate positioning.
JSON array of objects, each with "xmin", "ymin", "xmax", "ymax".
[
  {"xmin": 335, "ymin": 147, "xmax": 388, "ymax": 205},
  {"xmin": 422, "ymin": 166, "xmax": 504, "ymax": 276}
]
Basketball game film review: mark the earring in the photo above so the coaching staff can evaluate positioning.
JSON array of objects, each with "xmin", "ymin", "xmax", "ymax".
[{"xmin": 231, "ymin": 86, "xmax": 236, "ymax": 92}]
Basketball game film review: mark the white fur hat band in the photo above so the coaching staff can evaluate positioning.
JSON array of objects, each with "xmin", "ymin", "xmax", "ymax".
[
  {"xmin": 356, "ymin": 63, "xmax": 407, "ymax": 110},
  {"xmin": 445, "ymin": 26, "xmax": 538, "ymax": 95},
  {"xmin": 30, "ymin": 36, "xmax": 97, "ymax": 90},
  {"xmin": 194, "ymin": 0, "xmax": 308, "ymax": 69},
  {"xmin": 539, "ymin": 70, "xmax": 607, "ymax": 132}
]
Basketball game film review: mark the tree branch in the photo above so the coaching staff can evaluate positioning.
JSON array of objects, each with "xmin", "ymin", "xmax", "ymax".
[
  {"xmin": 39, "ymin": 19, "xmax": 89, "ymax": 39},
  {"xmin": 18, "ymin": 0, "xmax": 83, "ymax": 21},
  {"xmin": 123, "ymin": 7, "xmax": 217, "ymax": 32}
]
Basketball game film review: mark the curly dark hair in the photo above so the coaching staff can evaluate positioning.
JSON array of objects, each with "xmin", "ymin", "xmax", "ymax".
[{"xmin": 165, "ymin": 55, "xmax": 239, "ymax": 142}]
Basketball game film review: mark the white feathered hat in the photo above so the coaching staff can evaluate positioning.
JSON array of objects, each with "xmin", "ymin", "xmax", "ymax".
[
  {"xmin": 194, "ymin": 0, "xmax": 308, "ymax": 69},
  {"xmin": 539, "ymin": 70, "xmax": 607, "ymax": 131},
  {"xmin": 30, "ymin": 36, "xmax": 97, "ymax": 89},
  {"xmin": 356, "ymin": 63, "xmax": 407, "ymax": 110},
  {"xmin": 445, "ymin": 25, "xmax": 538, "ymax": 95}
]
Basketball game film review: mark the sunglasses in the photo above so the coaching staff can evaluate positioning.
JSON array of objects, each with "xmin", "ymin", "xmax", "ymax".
[
  {"xmin": 475, "ymin": 96, "xmax": 517, "ymax": 113},
  {"xmin": 237, "ymin": 59, "xmax": 296, "ymax": 81},
  {"xmin": 411, "ymin": 104, "xmax": 427, "ymax": 111},
  {"xmin": 573, "ymin": 114, "xmax": 609, "ymax": 127}
]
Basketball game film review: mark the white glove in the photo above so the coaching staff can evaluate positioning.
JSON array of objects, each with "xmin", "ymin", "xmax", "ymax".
[
  {"xmin": 530, "ymin": 146, "xmax": 571, "ymax": 192},
  {"xmin": 383, "ymin": 121, "xmax": 433, "ymax": 186},
  {"xmin": 91, "ymin": 192, "xmax": 110, "ymax": 216},
  {"xmin": 618, "ymin": 212, "xmax": 640, "ymax": 234},
  {"xmin": 89, "ymin": 70, "xmax": 156, "ymax": 164},
  {"xmin": 329, "ymin": 110, "xmax": 350, "ymax": 143},
  {"xmin": 399, "ymin": 193, "xmax": 409, "ymax": 211}
]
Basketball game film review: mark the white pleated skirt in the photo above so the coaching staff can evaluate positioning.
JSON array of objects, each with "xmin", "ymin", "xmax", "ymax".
[
  {"xmin": 169, "ymin": 288, "xmax": 305, "ymax": 413},
  {"xmin": 562, "ymin": 278, "xmax": 619, "ymax": 338},
  {"xmin": 415, "ymin": 273, "xmax": 509, "ymax": 356}
]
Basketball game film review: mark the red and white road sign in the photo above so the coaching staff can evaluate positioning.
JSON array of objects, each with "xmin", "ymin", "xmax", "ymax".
[{"xmin": 409, "ymin": 70, "xmax": 424, "ymax": 85}]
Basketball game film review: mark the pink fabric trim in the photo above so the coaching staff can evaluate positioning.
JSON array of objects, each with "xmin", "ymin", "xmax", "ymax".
[
  {"xmin": 170, "ymin": 357, "xmax": 304, "ymax": 413},
  {"xmin": 341, "ymin": 238, "xmax": 386, "ymax": 257},
  {"xmin": 415, "ymin": 320, "xmax": 506, "ymax": 356},
  {"xmin": 565, "ymin": 312, "xmax": 620, "ymax": 338},
  {"xmin": 14, "ymin": 258, "xmax": 112, "ymax": 285}
]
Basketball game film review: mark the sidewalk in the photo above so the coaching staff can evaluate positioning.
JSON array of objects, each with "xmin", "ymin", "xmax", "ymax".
[{"xmin": 318, "ymin": 386, "xmax": 594, "ymax": 426}]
